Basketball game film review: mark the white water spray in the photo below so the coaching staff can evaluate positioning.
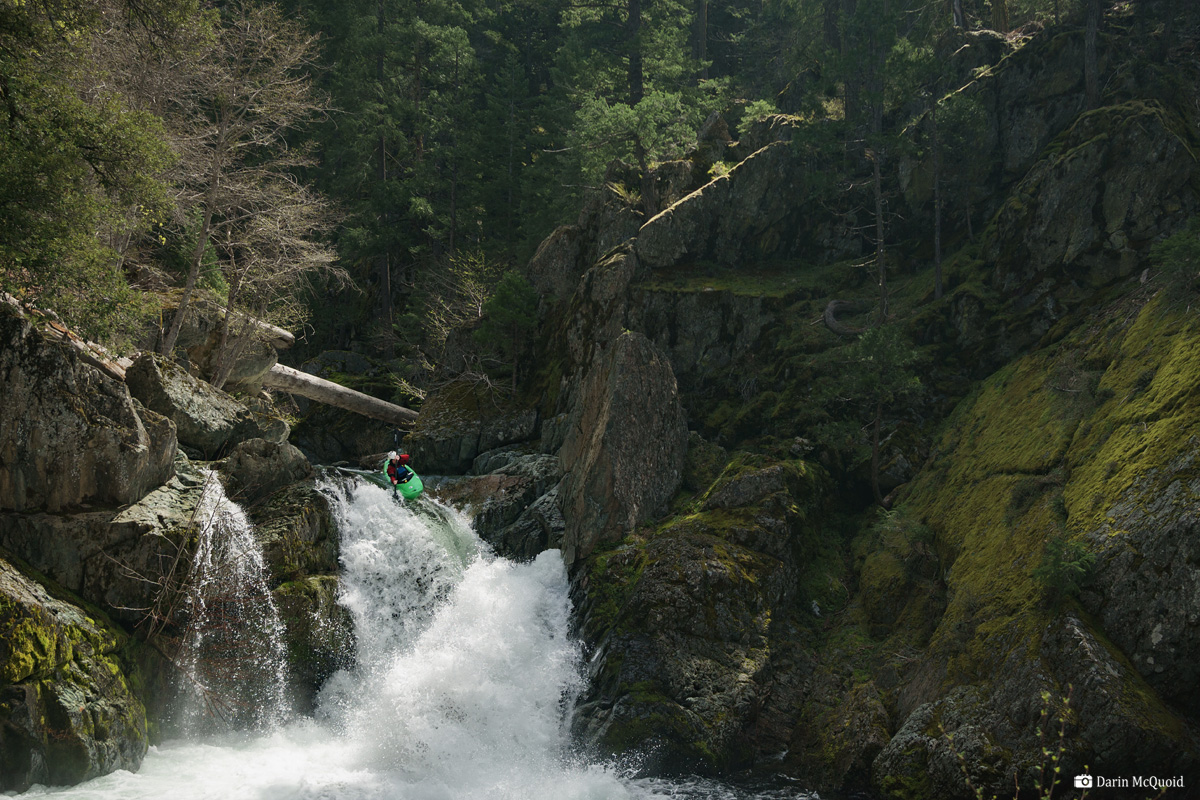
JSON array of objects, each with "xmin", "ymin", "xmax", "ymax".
[
  {"xmin": 173, "ymin": 470, "xmax": 287, "ymax": 732},
  {"xmin": 28, "ymin": 476, "xmax": 812, "ymax": 800}
]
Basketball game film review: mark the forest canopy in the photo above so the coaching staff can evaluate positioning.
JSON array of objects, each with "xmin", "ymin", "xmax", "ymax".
[{"xmin": 0, "ymin": 0, "xmax": 1164, "ymax": 387}]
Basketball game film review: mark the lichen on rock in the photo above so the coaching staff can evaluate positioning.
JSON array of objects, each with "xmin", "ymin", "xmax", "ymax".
[{"xmin": 0, "ymin": 554, "xmax": 148, "ymax": 792}]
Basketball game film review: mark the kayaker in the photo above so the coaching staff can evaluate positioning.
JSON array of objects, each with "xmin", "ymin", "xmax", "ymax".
[{"xmin": 387, "ymin": 451, "xmax": 413, "ymax": 490}]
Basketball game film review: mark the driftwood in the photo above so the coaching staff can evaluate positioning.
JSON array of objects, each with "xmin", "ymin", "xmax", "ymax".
[
  {"xmin": 823, "ymin": 299, "xmax": 866, "ymax": 337},
  {"xmin": 263, "ymin": 363, "xmax": 418, "ymax": 426}
]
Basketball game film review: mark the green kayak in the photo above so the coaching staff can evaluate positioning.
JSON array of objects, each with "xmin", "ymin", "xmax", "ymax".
[{"xmin": 382, "ymin": 459, "xmax": 424, "ymax": 500}]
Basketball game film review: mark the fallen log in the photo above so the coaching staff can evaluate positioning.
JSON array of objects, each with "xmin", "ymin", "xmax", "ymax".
[{"xmin": 263, "ymin": 363, "xmax": 418, "ymax": 426}]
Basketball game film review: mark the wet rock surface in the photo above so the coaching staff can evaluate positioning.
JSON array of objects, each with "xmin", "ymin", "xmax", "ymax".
[
  {"xmin": 0, "ymin": 555, "xmax": 148, "ymax": 792},
  {"xmin": 220, "ymin": 438, "xmax": 314, "ymax": 507}
]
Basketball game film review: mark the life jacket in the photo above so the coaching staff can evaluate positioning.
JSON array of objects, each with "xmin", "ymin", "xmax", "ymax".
[{"xmin": 387, "ymin": 458, "xmax": 412, "ymax": 483}]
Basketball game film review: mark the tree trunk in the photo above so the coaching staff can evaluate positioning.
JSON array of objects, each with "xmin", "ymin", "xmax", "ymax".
[
  {"xmin": 635, "ymin": 136, "xmax": 659, "ymax": 219},
  {"xmin": 377, "ymin": 0, "xmax": 394, "ymax": 359},
  {"xmin": 160, "ymin": 186, "xmax": 216, "ymax": 356},
  {"xmin": 628, "ymin": 0, "xmax": 644, "ymax": 104},
  {"xmin": 932, "ymin": 100, "xmax": 943, "ymax": 300},
  {"xmin": 952, "ymin": 0, "xmax": 966, "ymax": 28},
  {"xmin": 992, "ymin": 0, "xmax": 1009, "ymax": 33},
  {"xmin": 965, "ymin": 186, "xmax": 974, "ymax": 240},
  {"xmin": 262, "ymin": 364, "xmax": 419, "ymax": 425},
  {"xmin": 1085, "ymin": 0, "xmax": 1101, "ymax": 108},
  {"xmin": 869, "ymin": 3, "xmax": 887, "ymax": 321},
  {"xmin": 449, "ymin": 49, "xmax": 460, "ymax": 256},
  {"xmin": 694, "ymin": 0, "xmax": 708, "ymax": 79},
  {"xmin": 871, "ymin": 399, "xmax": 885, "ymax": 506},
  {"xmin": 211, "ymin": 308, "xmax": 257, "ymax": 391},
  {"xmin": 823, "ymin": 0, "xmax": 841, "ymax": 51},
  {"xmin": 627, "ymin": 0, "xmax": 658, "ymax": 218},
  {"xmin": 873, "ymin": 151, "xmax": 887, "ymax": 320},
  {"xmin": 841, "ymin": 0, "xmax": 860, "ymax": 131},
  {"xmin": 209, "ymin": 256, "xmax": 244, "ymax": 390}
]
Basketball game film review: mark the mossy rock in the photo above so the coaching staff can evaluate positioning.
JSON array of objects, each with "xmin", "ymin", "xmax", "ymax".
[
  {"xmin": 0, "ymin": 553, "xmax": 148, "ymax": 792},
  {"xmin": 883, "ymin": 288, "xmax": 1200, "ymax": 794},
  {"xmin": 247, "ymin": 480, "xmax": 338, "ymax": 586},
  {"xmin": 272, "ymin": 575, "xmax": 353, "ymax": 714}
]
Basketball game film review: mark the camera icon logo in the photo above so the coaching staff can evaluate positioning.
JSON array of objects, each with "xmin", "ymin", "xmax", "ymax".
[{"xmin": 1074, "ymin": 774, "xmax": 1094, "ymax": 789}]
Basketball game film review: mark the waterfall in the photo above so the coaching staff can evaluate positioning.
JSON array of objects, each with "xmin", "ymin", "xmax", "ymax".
[
  {"xmin": 313, "ymin": 477, "xmax": 604, "ymax": 799},
  {"xmin": 173, "ymin": 469, "xmax": 287, "ymax": 733},
  {"xmin": 30, "ymin": 476, "xmax": 814, "ymax": 800}
]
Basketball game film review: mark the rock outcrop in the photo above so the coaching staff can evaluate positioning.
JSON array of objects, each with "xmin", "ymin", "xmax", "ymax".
[
  {"xmin": 558, "ymin": 332, "xmax": 688, "ymax": 565},
  {"xmin": 403, "ymin": 380, "xmax": 538, "ymax": 474},
  {"xmin": 0, "ymin": 303, "xmax": 176, "ymax": 513},
  {"xmin": 0, "ymin": 554, "xmax": 148, "ymax": 792},
  {"xmin": 220, "ymin": 439, "xmax": 314, "ymax": 507},
  {"xmin": 431, "ymin": 452, "xmax": 563, "ymax": 560},
  {"xmin": 0, "ymin": 453, "xmax": 207, "ymax": 628},
  {"xmin": 874, "ymin": 290, "xmax": 1200, "ymax": 795},
  {"xmin": 573, "ymin": 457, "xmax": 829, "ymax": 772},
  {"xmin": 636, "ymin": 141, "xmax": 808, "ymax": 269},
  {"xmin": 126, "ymin": 354, "xmax": 286, "ymax": 458},
  {"xmin": 0, "ymin": 300, "xmax": 350, "ymax": 788}
]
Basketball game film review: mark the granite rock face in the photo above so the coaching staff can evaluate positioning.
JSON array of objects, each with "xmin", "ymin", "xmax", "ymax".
[
  {"xmin": 558, "ymin": 331, "xmax": 689, "ymax": 564},
  {"xmin": 0, "ymin": 305, "xmax": 176, "ymax": 513},
  {"xmin": 403, "ymin": 380, "xmax": 538, "ymax": 474},
  {"xmin": 247, "ymin": 480, "xmax": 340, "ymax": 586},
  {"xmin": 0, "ymin": 454, "xmax": 208, "ymax": 627},
  {"xmin": 220, "ymin": 439, "xmax": 314, "ymax": 507},
  {"xmin": 126, "ymin": 354, "xmax": 284, "ymax": 458},
  {"xmin": 0, "ymin": 555, "xmax": 148, "ymax": 793}
]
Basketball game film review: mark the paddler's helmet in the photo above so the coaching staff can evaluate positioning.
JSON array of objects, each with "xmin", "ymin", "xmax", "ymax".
[{"xmin": 388, "ymin": 451, "xmax": 399, "ymax": 461}]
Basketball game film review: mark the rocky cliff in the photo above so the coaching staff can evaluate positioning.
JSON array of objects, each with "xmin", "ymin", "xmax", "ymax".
[
  {"xmin": 445, "ymin": 4, "xmax": 1200, "ymax": 797},
  {"xmin": 0, "ymin": 297, "xmax": 347, "ymax": 790}
]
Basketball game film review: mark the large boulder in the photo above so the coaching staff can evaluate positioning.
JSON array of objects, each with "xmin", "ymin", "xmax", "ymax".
[
  {"xmin": 558, "ymin": 331, "xmax": 688, "ymax": 565},
  {"xmin": 0, "ymin": 554, "xmax": 147, "ymax": 792},
  {"xmin": 0, "ymin": 453, "xmax": 208, "ymax": 627},
  {"xmin": 219, "ymin": 439, "xmax": 314, "ymax": 507},
  {"xmin": 0, "ymin": 304, "xmax": 176, "ymax": 513},
  {"xmin": 403, "ymin": 380, "xmax": 538, "ymax": 474},
  {"xmin": 126, "ymin": 353, "xmax": 285, "ymax": 458},
  {"xmin": 493, "ymin": 486, "xmax": 566, "ymax": 562},
  {"xmin": 155, "ymin": 297, "xmax": 285, "ymax": 391}
]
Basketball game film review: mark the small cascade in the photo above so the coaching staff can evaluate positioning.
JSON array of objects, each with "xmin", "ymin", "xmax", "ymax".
[{"xmin": 173, "ymin": 470, "xmax": 288, "ymax": 733}]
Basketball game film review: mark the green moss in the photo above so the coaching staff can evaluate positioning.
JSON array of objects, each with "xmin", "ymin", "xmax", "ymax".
[
  {"xmin": 1064, "ymin": 293, "xmax": 1200, "ymax": 531},
  {"xmin": 580, "ymin": 543, "xmax": 649, "ymax": 639}
]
